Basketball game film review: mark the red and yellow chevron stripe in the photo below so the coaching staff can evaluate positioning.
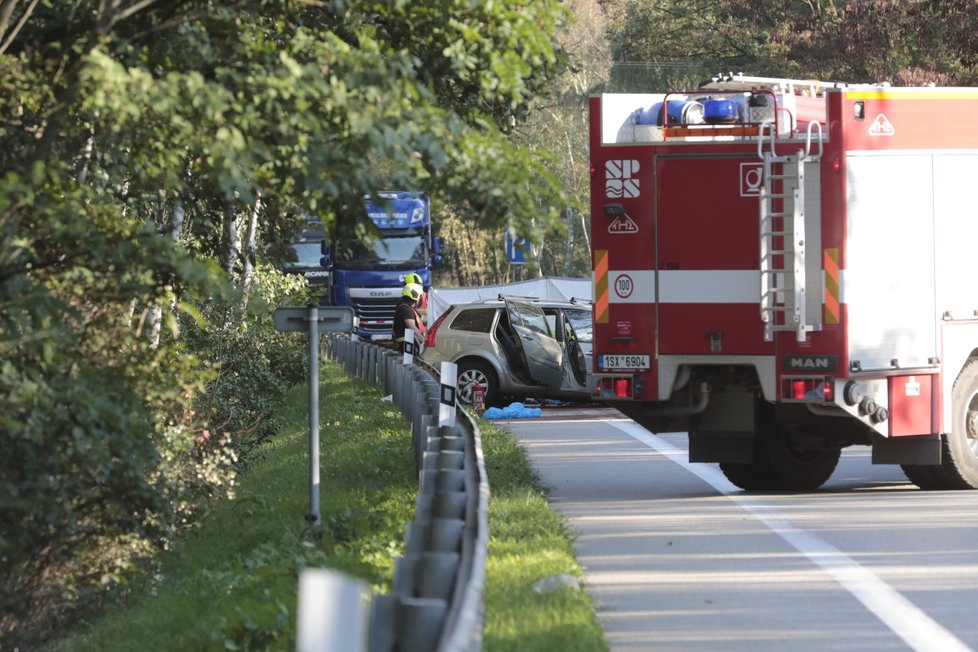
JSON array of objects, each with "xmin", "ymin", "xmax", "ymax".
[
  {"xmin": 823, "ymin": 248, "xmax": 840, "ymax": 325},
  {"xmin": 594, "ymin": 249, "xmax": 609, "ymax": 324}
]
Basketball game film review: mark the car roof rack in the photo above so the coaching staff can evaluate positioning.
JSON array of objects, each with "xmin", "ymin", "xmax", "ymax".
[{"xmin": 497, "ymin": 293, "xmax": 542, "ymax": 301}]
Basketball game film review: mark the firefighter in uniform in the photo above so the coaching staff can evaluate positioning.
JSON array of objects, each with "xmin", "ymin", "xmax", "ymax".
[
  {"xmin": 393, "ymin": 283, "xmax": 426, "ymax": 354},
  {"xmin": 403, "ymin": 272, "xmax": 428, "ymax": 321}
]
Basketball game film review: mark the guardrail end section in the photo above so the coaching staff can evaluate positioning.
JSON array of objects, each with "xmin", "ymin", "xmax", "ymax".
[{"xmin": 297, "ymin": 568, "xmax": 370, "ymax": 652}]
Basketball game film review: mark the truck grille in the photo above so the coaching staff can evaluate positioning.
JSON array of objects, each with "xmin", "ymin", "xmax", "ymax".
[{"xmin": 349, "ymin": 296, "xmax": 398, "ymax": 333}]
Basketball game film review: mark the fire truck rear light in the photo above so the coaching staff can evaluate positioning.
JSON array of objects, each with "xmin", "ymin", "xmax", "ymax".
[
  {"xmin": 596, "ymin": 376, "xmax": 634, "ymax": 399},
  {"xmin": 615, "ymin": 378, "xmax": 630, "ymax": 398},
  {"xmin": 791, "ymin": 379, "xmax": 806, "ymax": 400},
  {"xmin": 783, "ymin": 377, "xmax": 836, "ymax": 402},
  {"xmin": 822, "ymin": 378, "xmax": 834, "ymax": 402}
]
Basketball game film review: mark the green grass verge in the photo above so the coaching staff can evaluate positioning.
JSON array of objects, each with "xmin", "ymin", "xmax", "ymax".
[{"xmin": 49, "ymin": 358, "xmax": 606, "ymax": 651}]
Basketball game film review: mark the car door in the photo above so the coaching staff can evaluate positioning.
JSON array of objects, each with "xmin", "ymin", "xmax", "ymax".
[
  {"xmin": 504, "ymin": 299, "xmax": 564, "ymax": 388},
  {"xmin": 542, "ymin": 307, "xmax": 587, "ymax": 389},
  {"xmin": 560, "ymin": 308, "xmax": 591, "ymax": 387}
]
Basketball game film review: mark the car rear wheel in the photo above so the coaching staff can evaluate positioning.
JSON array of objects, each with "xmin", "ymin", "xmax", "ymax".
[{"xmin": 456, "ymin": 360, "xmax": 500, "ymax": 408}]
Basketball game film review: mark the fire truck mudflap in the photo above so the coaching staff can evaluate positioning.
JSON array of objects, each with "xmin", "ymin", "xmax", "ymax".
[{"xmin": 590, "ymin": 74, "xmax": 978, "ymax": 491}]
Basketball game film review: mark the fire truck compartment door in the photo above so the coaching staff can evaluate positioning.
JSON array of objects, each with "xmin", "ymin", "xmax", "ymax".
[
  {"xmin": 655, "ymin": 155, "xmax": 774, "ymax": 355},
  {"xmin": 504, "ymin": 299, "xmax": 565, "ymax": 388},
  {"xmin": 846, "ymin": 154, "xmax": 938, "ymax": 369}
]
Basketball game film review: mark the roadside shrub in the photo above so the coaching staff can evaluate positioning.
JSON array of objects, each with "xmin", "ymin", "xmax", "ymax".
[
  {"xmin": 0, "ymin": 211, "xmax": 312, "ymax": 648},
  {"xmin": 181, "ymin": 265, "xmax": 312, "ymax": 469},
  {"xmin": 0, "ymin": 273, "xmax": 177, "ymax": 644}
]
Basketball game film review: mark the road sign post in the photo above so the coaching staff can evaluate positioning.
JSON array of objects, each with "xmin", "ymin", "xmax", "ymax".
[{"xmin": 273, "ymin": 305, "xmax": 355, "ymax": 526}]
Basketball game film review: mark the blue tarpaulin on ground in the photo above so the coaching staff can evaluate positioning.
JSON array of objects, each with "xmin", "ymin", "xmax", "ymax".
[{"xmin": 483, "ymin": 402, "xmax": 541, "ymax": 419}]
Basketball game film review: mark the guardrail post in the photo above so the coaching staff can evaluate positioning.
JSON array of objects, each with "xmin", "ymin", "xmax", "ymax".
[
  {"xmin": 396, "ymin": 598, "xmax": 447, "ymax": 652},
  {"xmin": 307, "ymin": 340, "xmax": 489, "ymax": 652},
  {"xmin": 439, "ymin": 362, "xmax": 457, "ymax": 427},
  {"xmin": 297, "ymin": 568, "xmax": 370, "ymax": 652}
]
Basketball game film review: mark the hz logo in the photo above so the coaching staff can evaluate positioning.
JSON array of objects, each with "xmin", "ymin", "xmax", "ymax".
[
  {"xmin": 608, "ymin": 216, "xmax": 639, "ymax": 234},
  {"xmin": 606, "ymin": 160, "xmax": 640, "ymax": 198},
  {"xmin": 869, "ymin": 114, "xmax": 895, "ymax": 136}
]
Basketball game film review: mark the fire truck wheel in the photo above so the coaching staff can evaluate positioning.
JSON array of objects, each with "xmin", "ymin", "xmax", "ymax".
[
  {"xmin": 760, "ymin": 429, "xmax": 841, "ymax": 491},
  {"xmin": 900, "ymin": 465, "xmax": 944, "ymax": 490},
  {"xmin": 753, "ymin": 404, "xmax": 841, "ymax": 490},
  {"xmin": 718, "ymin": 460, "xmax": 777, "ymax": 491},
  {"xmin": 912, "ymin": 359, "xmax": 978, "ymax": 490},
  {"xmin": 456, "ymin": 360, "xmax": 499, "ymax": 408}
]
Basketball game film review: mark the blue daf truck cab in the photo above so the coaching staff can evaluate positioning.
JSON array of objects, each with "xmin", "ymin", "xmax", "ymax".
[{"xmin": 321, "ymin": 191, "xmax": 442, "ymax": 341}]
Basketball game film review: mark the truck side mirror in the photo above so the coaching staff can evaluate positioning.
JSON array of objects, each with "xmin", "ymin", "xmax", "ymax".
[
  {"xmin": 432, "ymin": 254, "xmax": 443, "ymax": 268},
  {"xmin": 320, "ymin": 241, "xmax": 330, "ymax": 268},
  {"xmin": 433, "ymin": 236, "xmax": 443, "ymax": 254}
]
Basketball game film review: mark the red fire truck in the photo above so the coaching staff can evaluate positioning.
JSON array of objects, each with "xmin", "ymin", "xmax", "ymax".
[{"xmin": 589, "ymin": 74, "xmax": 978, "ymax": 491}]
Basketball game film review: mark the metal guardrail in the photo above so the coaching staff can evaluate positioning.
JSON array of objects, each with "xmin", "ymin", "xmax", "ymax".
[{"xmin": 304, "ymin": 335, "xmax": 488, "ymax": 652}]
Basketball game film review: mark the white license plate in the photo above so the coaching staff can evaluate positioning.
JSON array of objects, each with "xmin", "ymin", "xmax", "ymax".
[
  {"xmin": 370, "ymin": 334, "xmax": 392, "ymax": 341},
  {"xmin": 599, "ymin": 354, "xmax": 650, "ymax": 370}
]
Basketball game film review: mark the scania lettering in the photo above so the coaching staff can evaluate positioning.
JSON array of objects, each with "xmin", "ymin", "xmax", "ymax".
[{"xmin": 590, "ymin": 74, "xmax": 978, "ymax": 490}]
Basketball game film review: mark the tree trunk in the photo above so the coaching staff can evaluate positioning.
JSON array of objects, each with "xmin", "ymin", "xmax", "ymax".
[
  {"xmin": 562, "ymin": 203, "xmax": 575, "ymax": 276},
  {"xmin": 147, "ymin": 202, "xmax": 186, "ymax": 348},
  {"xmin": 223, "ymin": 206, "xmax": 243, "ymax": 276},
  {"xmin": 240, "ymin": 192, "xmax": 262, "ymax": 311}
]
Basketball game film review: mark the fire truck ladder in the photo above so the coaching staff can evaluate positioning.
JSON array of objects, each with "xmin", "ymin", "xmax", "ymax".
[{"xmin": 757, "ymin": 122, "xmax": 823, "ymax": 342}]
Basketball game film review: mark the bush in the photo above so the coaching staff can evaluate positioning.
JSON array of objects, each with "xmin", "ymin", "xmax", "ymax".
[
  {"xmin": 0, "ymin": 249, "xmax": 313, "ymax": 648},
  {"xmin": 181, "ymin": 265, "xmax": 312, "ymax": 468}
]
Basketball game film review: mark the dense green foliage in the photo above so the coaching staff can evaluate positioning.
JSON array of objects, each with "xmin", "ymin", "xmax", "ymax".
[
  {"xmin": 52, "ymin": 364, "xmax": 418, "ymax": 652},
  {"xmin": 0, "ymin": 1, "xmax": 573, "ymax": 646},
  {"xmin": 601, "ymin": 0, "xmax": 978, "ymax": 90},
  {"xmin": 51, "ymin": 362, "xmax": 605, "ymax": 652}
]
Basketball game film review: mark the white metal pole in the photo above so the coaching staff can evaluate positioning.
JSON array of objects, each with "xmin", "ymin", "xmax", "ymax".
[{"xmin": 308, "ymin": 304, "xmax": 321, "ymax": 526}]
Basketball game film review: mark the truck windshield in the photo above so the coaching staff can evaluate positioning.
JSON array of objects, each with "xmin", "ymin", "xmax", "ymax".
[
  {"xmin": 333, "ymin": 234, "xmax": 426, "ymax": 270},
  {"xmin": 284, "ymin": 242, "xmax": 323, "ymax": 270}
]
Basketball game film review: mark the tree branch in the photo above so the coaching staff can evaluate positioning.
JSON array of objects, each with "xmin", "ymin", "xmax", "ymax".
[{"xmin": 0, "ymin": 0, "xmax": 41, "ymax": 56}]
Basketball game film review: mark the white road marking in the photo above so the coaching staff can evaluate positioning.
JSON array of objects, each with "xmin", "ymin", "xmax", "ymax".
[{"xmin": 610, "ymin": 419, "xmax": 974, "ymax": 652}]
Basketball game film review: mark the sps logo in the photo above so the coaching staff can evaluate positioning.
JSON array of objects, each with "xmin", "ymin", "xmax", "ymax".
[{"xmin": 606, "ymin": 160, "xmax": 640, "ymax": 199}]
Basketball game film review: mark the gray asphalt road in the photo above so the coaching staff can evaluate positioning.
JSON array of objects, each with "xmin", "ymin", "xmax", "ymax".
[{"xmin": 499, "ymin": 408, "xmax": 978, "ymax": 652}]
